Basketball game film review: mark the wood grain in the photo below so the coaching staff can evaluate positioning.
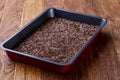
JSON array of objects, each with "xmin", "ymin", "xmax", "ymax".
[
  {"xmin": 0, "ymin": 0, "xmax": 24, "ymax": 80},
  {"xmin": 0, "ymin": 0, "xmax": 5, "ymax": 43},
  {"xmin": 0, "ymin": 0, "xmax": 120, "ymax": 80}
]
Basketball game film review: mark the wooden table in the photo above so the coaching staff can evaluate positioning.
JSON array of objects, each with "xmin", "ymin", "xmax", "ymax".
[{"xmin": 0, "ymin": 0, "xmax": 120, "ymax": 80}]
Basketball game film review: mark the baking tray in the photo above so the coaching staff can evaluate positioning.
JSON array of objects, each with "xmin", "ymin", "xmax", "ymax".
[{"xmin": 1, "ymin": 8, "xmax": 107, "ymax": 73}]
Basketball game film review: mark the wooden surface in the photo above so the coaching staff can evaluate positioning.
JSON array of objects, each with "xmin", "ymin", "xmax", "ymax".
[{"xmin": 0, "ymin": 0, "xmax": 120, "ymax": 80}]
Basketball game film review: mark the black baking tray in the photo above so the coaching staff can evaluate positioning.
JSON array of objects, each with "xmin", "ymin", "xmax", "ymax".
[{"xmin": 1, "ymin": 8, "xmax": 107, "ymax": 72}]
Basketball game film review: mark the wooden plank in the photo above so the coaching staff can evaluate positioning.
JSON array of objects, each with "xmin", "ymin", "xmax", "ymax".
[
  {"xmin": 0, "ymin": 49, "xmax": 15, "ymax": 80},
  {"xmin": 0, "ymin": 0, "xmax": 24, "ymax": 41},
  {"xmin": 0, "ymin": 0, "xmax": 5, "ymax": 23},
  {"xmin": 0, "ymin": 0, "xmax": 6, "ymax": 43},
  {"xmin": 42, "ymin": 0, "xmax": 64, "ymax": 9},
  {"xmin": 14, "ymin": 0, "xmax": 43, "ymax": 80},
  {"xmin": 100, "ymin": 0, "xmax": 120, "ymax": 63},
  {"xmin": 20, "ymin": 0, "xmax": 43, "ymax": 26},
  {"xmin": 0, "ymin": 0, "xmax": 24, "ymax": 80}
]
